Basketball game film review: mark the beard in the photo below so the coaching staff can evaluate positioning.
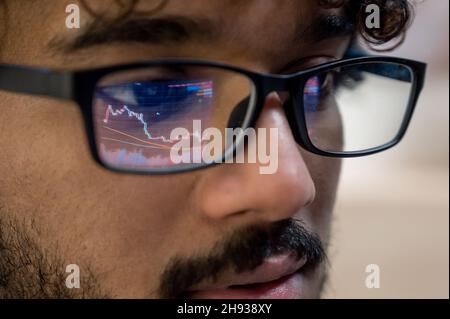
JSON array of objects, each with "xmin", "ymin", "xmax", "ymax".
[
  {"xmin": 0, "ymin": 208, "xmax": 327, "ymax": 299},
  {"xmin": 158, "ymin": 218, "xmax": 327, "ymax": 298},
  {"xmin": 0, "ymin": 212, "xmax": 108, "ymax": 298}
]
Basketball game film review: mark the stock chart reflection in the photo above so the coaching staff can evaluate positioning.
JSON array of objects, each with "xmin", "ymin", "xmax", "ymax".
[{"xmin": 93, "ymin": 79, "xmax": 214, "ymax": 170}]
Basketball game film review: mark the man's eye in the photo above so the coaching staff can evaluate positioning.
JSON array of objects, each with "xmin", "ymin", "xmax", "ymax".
[
  {"xmin": 304, "ymin": 72, "xmax": 337, "ymax": 112},
  {"xmin": 101, "ymin": 83, "xmax": 138, "ymax": 105},
  {"xmin": 98, "ymin": 80, "xmax": 194, "ymax": 121},
  {"xmin": 317, "ymin": 72, "xmax": 335, "ymax": 93},
  {"xmin": 132, "ymin": 81, "xmax": 192, "ymax": 108}
]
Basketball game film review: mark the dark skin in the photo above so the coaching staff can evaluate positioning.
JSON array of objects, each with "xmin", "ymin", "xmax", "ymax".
[{"xmin": 0, "ymin": 0, "xmax": 349, "ymax": 298}]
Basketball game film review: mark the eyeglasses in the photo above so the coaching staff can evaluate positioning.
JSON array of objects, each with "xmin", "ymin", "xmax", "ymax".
[{"xmin": 0, "ymin": 56, "xmax": 426, "ymax": 174}]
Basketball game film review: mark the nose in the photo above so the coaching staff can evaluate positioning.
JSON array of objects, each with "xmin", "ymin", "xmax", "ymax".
[{"xmin": 193, "ymin": 92, "xmax": 316, "ymax": 223}]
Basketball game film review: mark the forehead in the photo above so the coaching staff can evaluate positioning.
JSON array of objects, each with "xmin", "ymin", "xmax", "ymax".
[
  {"xmin": 81, "ymin": 0, "xmax": 344, "ymax": 57},
  {"xmin": 85, "ymin": 0, "xmax": 318, "ymax": 25},
  {"xmin": 87, "ymin": 0, "xmax": 324, "ymax": 40},
  {"xmin": 4, "ymin": 0, "xmax": 348, "ymax": 69}
]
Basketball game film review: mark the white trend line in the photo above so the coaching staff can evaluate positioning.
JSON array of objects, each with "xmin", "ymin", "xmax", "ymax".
[{"xmin": 103, "ymin": 104, "xmax": 172, "ymax": 143}]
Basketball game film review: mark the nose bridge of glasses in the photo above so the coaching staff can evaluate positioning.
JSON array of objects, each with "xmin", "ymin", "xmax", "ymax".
[
  {"xmin": 257, "ymin": 73, "xmax": 295, "ymax": 111},
  {"xmin": 261, "ymin": 75, "xmax": 291, "ymax": 94},
  {"xmin": 252, "ymin": 73, "xmax": 305, "ymax": 148}
]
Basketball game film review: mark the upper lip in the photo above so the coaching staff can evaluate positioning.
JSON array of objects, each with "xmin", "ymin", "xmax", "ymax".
[{"xmin": 188, "ymin": 252, "xmax": 307, "ymax": 291}]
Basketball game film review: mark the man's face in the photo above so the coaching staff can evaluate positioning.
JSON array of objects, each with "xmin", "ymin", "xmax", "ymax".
[{"xmin": 0, "ymin": 0, "xmax": 348, "ymax": 298}]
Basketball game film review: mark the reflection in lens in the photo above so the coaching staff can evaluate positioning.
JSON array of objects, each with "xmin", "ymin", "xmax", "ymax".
[
  {"xmin": 92, "ymin": 67, "xmax": 253, "ymax": 172},
  {"xmin": 303, "ymin": 62, "xmax": 413, "ymax": 153}
]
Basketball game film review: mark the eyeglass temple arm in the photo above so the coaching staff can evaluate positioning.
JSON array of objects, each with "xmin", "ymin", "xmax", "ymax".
[{"xmin": 0, "ymin": 64, "xmax": 73, "ymax": 100}]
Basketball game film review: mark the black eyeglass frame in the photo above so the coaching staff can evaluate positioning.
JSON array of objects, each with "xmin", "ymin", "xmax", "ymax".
[{"xmin": 0, "ymin": 56, "xmax": 427, "ymax": 174}]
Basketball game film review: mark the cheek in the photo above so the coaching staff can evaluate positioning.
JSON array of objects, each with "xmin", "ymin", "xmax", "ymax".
[
  {"xmin": 0, "ymin": 93, "xmax": 196, "ymax": 295},
  {"xmin": 0, "ymin": 95, "xmax": 88, "ymax": 180}
]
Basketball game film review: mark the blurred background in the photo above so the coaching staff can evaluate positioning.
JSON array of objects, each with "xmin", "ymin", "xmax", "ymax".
[{"xmin": 324, "ymin": 0, "xmax": 449, "ymax": 298}]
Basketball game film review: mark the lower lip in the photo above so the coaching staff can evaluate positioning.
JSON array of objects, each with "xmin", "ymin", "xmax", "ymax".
[{"xmin": 188, "ymin": 272, "xmax": 303, "ymax": 299}]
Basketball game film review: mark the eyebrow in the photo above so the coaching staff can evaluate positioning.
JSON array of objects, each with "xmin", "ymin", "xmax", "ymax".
[
  {"xmin": 51, "ymin": 15, "xmax": 218, "ymax": 52},
  {"xmin": 52, "ymin": 13, "xmax": 354, "ymax": 52}
]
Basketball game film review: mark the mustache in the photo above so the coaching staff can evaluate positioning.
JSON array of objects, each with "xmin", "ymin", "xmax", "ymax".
[{"xmin": 158, "ymin": 219, "xmax": 326, "ymax": 298}]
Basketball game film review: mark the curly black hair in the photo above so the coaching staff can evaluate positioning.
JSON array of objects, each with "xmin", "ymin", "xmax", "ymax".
[
  {"xmin": 80, "ymin": 0, "xmax": 413, "ymax": 50},
  {"xmin": 323, "ymin": 0, "xmax": 413, "ymax": 49}
]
